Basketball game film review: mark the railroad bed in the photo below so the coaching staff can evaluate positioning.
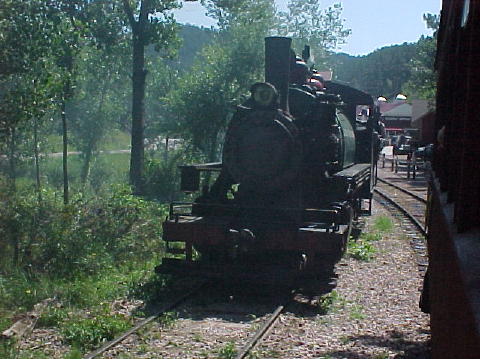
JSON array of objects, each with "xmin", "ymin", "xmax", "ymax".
[
  {"xmin": 377, "ymin": 162, "xmax": 429, "ymax": 200},
  {"xmin": 19, "ymin": 165, "xmax": 431, "ymax": 359}
]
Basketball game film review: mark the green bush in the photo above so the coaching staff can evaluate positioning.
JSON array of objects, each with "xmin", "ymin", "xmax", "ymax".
[
  {"xmin": 61, "ymin": 313, "xmax": 131, "ymax": 350},
  {"xmin": 143, "ymin": 153, "xmax": 183, "ymax": 201},
  {"xmin": 0, "ymin": 184, "xmax": 167, "ymax": 279},
  {"xmin": 37, "ymin": 306, "xmax": 69, "ymax": 328}
]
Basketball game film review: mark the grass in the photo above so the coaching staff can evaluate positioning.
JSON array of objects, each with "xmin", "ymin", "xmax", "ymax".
[
  {"xmin": 44, "ymin": 130, "xmax": 130, "ymax": 154},
  {"xmin": 347, "ymin": 237, "xmax": 376, "ymax": 261},
  {"xmin": 0, "ymin": 259, "xmax": 169, "ymax": 356},
  {"xmin": 218, "ymin": 342, "xmax": 237, "ymax": 359},
  {"xmin": 346, "ymin": 217, "xmax": 393, "ymax": 262},
  {"xmin": 61, "ymin": 312, "xmax": 132, "ymax": 350},
  {"xmin": 316, "ymin": 290, "xmax": 346, "ymax": 314},
  {"xmin": 158, "ymin": 311, "xmax": 178, "ymax": 328},
  {"xmin": 346, "ymin": 216, "xmax": 394, "ymax": 261},
  {"xmin": 101, "ymin": 130, "xmax": 131, "ymax": 151},
  {"xmin": 373, "ymin": 216, "xmax": 394, "ymax": 233},
  {"xmin": 13, "ymin": 151, "xmax": 130, "ymax": 194},
  {"xmin": 349, "ymin": 304, "xmax": 366, "ymax": 320}
]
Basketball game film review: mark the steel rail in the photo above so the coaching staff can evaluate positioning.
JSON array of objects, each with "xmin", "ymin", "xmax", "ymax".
[
  {"xmin": 234, "ymin": 304, "xmax": 285, "ymax": 359},
  {"xmin": 377, "ymin": 177, "xmax": 427, "ymax": 204},
  {"xmin": 83, "ymin": 281, "xmax": 208, "ymax": 359},
  {"xmin": 374, "ymin": 187, "xmax": 426, "ymax": 236}
]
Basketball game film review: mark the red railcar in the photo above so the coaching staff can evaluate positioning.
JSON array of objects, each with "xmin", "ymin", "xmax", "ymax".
[{"xmin": 424, "ymin": 1, "xmax": 480, "ymax": 357}]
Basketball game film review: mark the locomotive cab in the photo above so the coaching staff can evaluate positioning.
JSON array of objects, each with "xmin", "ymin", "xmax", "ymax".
[{"xmin": 157, "ymin": 37, "xmax": 380, "ymax": 281}]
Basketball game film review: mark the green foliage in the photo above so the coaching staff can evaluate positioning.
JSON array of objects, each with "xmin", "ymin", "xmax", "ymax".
[
  {"xmin": 143, "ymin": 152, "xmax": 184, "ymax": 201},
  {"xmin": 0, "ymin": 182, "xmax": 167, "ymax": 279},
  {"xmin": 402, "ymin": 34, "xmax": 437, "ymax": 103},
  {"xmin": 347, "ymin": 217, "xmax": 393, "ymax": 261},
  {"xmin": 164, "ymin": 0, "xmax": 275, "ymax": 160},
  {"xmin": 347, "ymin": 236, "xmax": 376, "ymax": 261},
  {"xmin": 37, "ymin": 306, "xmax": 69, "ymax": 328},
  {"xmin": 373, "ymin": 353, "xmax": 390, "ymax": 359},
  {"xmin": 277, "ymin": 0, "xmax": 351, "ymax": 63},
  {"xmin": 129, "ymin": 272, "xmax": 171, "ymax": 304},
  {"xmin": 61, "ymin": 313, "xmax": 131, "ymax": 350},
  {"xmin": 316, "ymin": 290, "xmax": 345, "ymax": 314},
  {"xmin": 330, "ymin": 43, "xmax": 417, "ymax": 98},
  {"xmin": 63, "ymin": 348, "xmax": 83, "ymax": 359},
  {"xmin": 218, "ymin": 341, "xmax": 238, "ymax": 359},
  {"xmin": 402, "ymin": 13, "xmax": 438, "ymax": 103},
  {"xmin": 68, "ymin": 44, "xmax": 131, "ymax": 185},
  {"xmin": 0, "ymin": 339, "xmax": 17, "ymax": 359},
  {"xmin": 158, "ymin": 311, "xmax": 178, "ymax": 328},
  {"xmin": 349, "ymin": 304, "xmax": 366, "ymax": 320},
  {"xmin": 373, "ymin": 216, "xmax": 394, "ymax": 233}
]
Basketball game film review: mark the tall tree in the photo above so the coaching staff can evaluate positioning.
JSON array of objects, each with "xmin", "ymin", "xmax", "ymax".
[
  {"xmin": 165, "ymin": 0, "xmax": 276, "ymax": 161},
  {"xmin": 0, "ymin": 0, "xmax": 63, "ymax": 192},
  {"xmin": 277, "ymin": 0, "xmax": 351, "ymax": 65},
  {"xmin": 69, "ymin": 45, "xmax": 130, "ymax": 187},
  {"xmin": 121, "ymin": 0, "xmax": 180, "ymax": 194},
  {"xmin": 402, "ymin": 14, "xmax": 439, "ymax": 104}
]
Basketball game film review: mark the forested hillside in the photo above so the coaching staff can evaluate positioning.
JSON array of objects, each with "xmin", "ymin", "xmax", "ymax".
[
  {"xmin": 177, "ymin": 27, "xmax": 423, "ymax": 99},
  {"xmin": 169, "ymin": 24, "xmax": 215, "ymax": 69},
  {"xmin": 328, "ymin": 43, "xmax": 417, "ymax": 98}
]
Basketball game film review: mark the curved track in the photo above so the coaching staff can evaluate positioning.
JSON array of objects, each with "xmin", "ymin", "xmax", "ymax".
[
  {"xmin": 374, "ymin": 173, "xmax": 429, "ymax": 274},
  {"xmin": 374, "ymin": 178, "xmax": 427, "ymax": 236}
]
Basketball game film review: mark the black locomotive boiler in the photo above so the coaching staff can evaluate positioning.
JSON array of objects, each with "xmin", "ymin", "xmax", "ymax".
[{"xmin": 158, "ymin": 37, "xmax": 380, "ymax": 280}]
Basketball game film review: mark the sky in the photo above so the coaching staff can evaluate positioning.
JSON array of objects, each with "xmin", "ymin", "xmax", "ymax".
[{"xmin": 174, "ymin": 0, "xmax": 442, "ymax": 56}]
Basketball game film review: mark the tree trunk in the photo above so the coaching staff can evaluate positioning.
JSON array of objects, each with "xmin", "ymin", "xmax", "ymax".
[
  {"xmin": 8, "ymin": 127, "xmax": 16, "ymax": 193},
  {"xmin": 80, "ymin": 78, "xmax": 109, "ymax": 187},
  {"xmin": 80, "ymin": 142, "xmax": 93, "ymax": 186},
  {"xmin": 8, "ymin": 128, "xmax": 19, "ymax": 266},
  {"xmin": 129, "ymin": 36, "xmax": 147, "ymax": 194},
  {"xmin": 61, "ymin": 93, "xmax": 69, "ymax": 205},
  {"xmin": 33, "ymin": 116, "xmax": 42, "ymax": 202}
]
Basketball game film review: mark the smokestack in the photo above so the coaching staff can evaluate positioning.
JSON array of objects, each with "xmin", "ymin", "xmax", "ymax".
[{"xmin": 265, "ymin": 37, "xmax": 292, "ymax": 112}]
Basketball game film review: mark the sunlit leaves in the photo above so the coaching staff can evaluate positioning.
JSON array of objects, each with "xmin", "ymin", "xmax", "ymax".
[
  {"xmin": 402, "ymin": 13, "xmax": 438, "ymax": 103},
  {"xmin": 277, "ymin": 0, "xmax": 351, "ymax": 61},
  {"xmin": 163, "ymin": 0, "xmax": 275, "ymax": 159}
]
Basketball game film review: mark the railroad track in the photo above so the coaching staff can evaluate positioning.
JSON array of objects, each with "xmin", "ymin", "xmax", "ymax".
[
  {"xmin": 374, "ymin": 176, "xmax": 429, "ymax": 275},
  {"xmin": 375, "ymin": 177, "xmax": 427, "ymax": 235},
  {"xmin": 83, "ymin": 282, "xmax": 208, "ymax": 359},
  {"xmin": 83, "ymin": 281, "xmax": 295, "ymax": 359}
]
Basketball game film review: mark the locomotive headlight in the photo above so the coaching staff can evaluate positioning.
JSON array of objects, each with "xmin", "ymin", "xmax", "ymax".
[{"xmin": 251, "ymin": 82, "xmax": 278, "ymax": 108}]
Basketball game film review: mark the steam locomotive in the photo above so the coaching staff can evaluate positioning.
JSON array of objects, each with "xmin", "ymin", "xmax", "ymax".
[{"xmin": 157, "ymin": 37, "xmax": 380, "ymax": 281}]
